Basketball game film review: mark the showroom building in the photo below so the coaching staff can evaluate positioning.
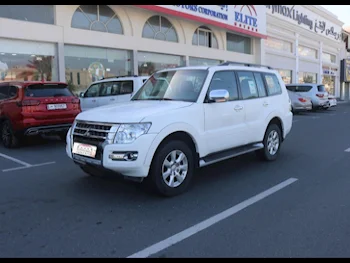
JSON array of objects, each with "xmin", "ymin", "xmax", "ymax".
[{"xmin": 0, "ymin": 5, "xmax": 345, "ymax": 96}]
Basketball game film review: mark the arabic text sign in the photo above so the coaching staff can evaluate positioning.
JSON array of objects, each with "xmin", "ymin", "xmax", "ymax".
[
  {"xmin": 265, "ymin": 5, "xmax": 341, "ymax": 42},
  {"xmin": 153, "ymin": 5, "xmax": 267, "ymax": 37}
]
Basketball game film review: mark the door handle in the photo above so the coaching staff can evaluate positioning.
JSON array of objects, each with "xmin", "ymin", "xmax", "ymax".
[
  {"xmin": 110, "ymin": 98, "xmax": 115, "ymax": 101},
  {"xmin": 92, "ymin": 100, "xmax": 96, "ymax": 102},
  {"xmin": 263, "ymin": 102, "xmax": 269, "ymax": 107},
  {"xmin": 234, "ymin": 105, "xmax": 243, "ymax": 111}
]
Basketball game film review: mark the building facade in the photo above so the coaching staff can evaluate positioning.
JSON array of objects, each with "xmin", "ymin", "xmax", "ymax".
[{"xmin": 0, "ymin": 5, "xmax": 345, "ymax": 96}]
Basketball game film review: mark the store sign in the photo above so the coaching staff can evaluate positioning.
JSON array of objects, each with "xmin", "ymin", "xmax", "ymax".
[
  {"xmin": 340, "ymin": 59, "xmax": 350, "ymax": 82},
  {"xmin": 135, "ymin": 5, "xmax": 267, "ymax": 38},
  {"xmin": 322, "ymin": 66, "xmax": 337, "ymax": 76},
  {"xmin": 265, "ymin": 5, "xmax": 341, "ymax": 42}
]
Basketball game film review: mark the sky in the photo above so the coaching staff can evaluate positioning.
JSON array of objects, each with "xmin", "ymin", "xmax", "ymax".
[{"xmin": 321, "ymin": 5, "xmax": 350, "ymax": 25}]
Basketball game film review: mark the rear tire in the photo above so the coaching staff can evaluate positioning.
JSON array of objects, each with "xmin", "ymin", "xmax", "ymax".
[
  {"xmin": 256, "ymin": 124, "xmax": 282, "ymax": 162},
  {"xmin": 147, "ymin": 140, "xmax": 195, "ymax": 197},
  {"xmin": 1, "ymin": 120, "xmax": 20, "ymax": 148}
]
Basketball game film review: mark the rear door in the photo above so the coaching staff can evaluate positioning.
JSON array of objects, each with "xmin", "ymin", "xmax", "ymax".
[
  {"xmin": 117, "ymin": 79, "xmax": 135, "ymax": 102},
  {"xmin": 23, "ymin": 83, "xmax": 79, "ymax": 120},
  {"xmin": 98, "ymin": 81, "xmax": 119, "ymax": 106},
  {"xmin": 236, "ymin": 71, "xmax": 268, "ymax": 143}
]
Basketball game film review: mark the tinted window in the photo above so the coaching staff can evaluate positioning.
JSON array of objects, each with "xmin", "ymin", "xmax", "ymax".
[
  {"xmin": 253, "ymin": 73, "xmax": 267, "ymax": 97},
  {"xmin": 317, "ymin": 85, "xmax": 326, "ymax": 92},
  {"xmin": 99, "ymin": 81, "xmax": 134, "ymax": 96},
  {"xmin": 286, "ymin": 86, "xmax": 296, "ymax": 92},
  {"xmin": 0, "ymin": 85, "xmax": 9, "ymax": 100},
  {"xmin": 0, "ymin": 5, "xmax": 54, "ymax": 24},
  {"xmin": 85, "ymin": 83, "xmax": 100, "ymax": 98},
  {"xmin": 208, "ymin": 71, "xmax": 239, "ymax": 101},
  {"xmin": 8, "ymin": 86, "xmax": 18, "ymax": 98},
  {"xmin": 264, "ymin": 74, "xmax": 282, "ymax": 96},
  {"xmin": 25, "ymin": 84, "xmax": 73, "ymax": 98},
  {"xmin": 293, "ymin": 86, "xmax": 312, "ymax": 92},
  {"xmin": 237, "ymin": 71, "xmax": 259, "ymax": 100}
]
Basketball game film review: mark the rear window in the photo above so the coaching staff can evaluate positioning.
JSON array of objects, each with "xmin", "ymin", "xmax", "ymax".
[
  {"xmin": 317, "ymin": 85, "xmax": 326, "ymax": 92},
  {"xmin": 287, "ymin": 85, "xmax": 312, "ymax": 92},
  {"xmin": 25, "ymin": 84, "xmax": 73, "ymax": 98}
]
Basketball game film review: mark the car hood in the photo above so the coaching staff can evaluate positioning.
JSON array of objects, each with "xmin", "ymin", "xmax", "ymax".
[{"xmin": 76, "ymin": 100, "xmax": 194, "ymax": 123}]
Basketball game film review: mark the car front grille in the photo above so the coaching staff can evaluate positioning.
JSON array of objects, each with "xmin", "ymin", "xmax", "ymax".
[{"xmin": 73, "ymin": 121, "xmax": 115, "ymax": 143}]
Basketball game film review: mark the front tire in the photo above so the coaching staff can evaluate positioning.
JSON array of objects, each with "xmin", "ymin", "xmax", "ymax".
[
  {"xmin": 256, "ymin": 124, "xmax": 282, "ymax": 162},
  {"xmin": 148, "ymin": 140, "xmax": 195, "ymax": 197},
  {"xmin": 1, "ymin": 120, "xmax": 20, "ymax": 148}
]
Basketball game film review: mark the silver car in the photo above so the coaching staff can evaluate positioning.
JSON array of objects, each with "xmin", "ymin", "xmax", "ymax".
[
  {"xmin": 286, "ymin": 83, "xmax": 329, "ymax": 110},
  {"xmin": 287, "ymin": 90, "xmax": 312, "ymax": 113}
]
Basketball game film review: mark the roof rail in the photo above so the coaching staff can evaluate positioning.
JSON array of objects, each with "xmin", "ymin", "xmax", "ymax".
[
  {"xmin": 218, "ymin": 62, "xmax": 274, "ymax": 70},
  {"xmin": 100, "ymin": 75, "xmax": 138, "ymax": 80}
]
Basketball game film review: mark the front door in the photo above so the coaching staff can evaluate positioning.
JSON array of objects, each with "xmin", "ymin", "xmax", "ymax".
[
  {"xmin": 80, "ymin": 83, "xmax": 101, "ymax": 111},
  {"xmin": 203, "ymin": 70, "xmax": 248, "ymax": 154}
]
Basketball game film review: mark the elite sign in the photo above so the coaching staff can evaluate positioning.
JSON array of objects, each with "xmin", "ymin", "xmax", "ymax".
[{"xmin": 134, "ymin": 5, "xmax": 267, "ymax": 39}]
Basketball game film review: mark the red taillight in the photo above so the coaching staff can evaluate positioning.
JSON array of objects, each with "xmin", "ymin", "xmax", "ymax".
[
  {"xmin": 316, "ymin": 94, "xmax": 324, "ymax": 98},
  {"xmin": 72, "ymin": 98, "xmax": 80, "ymax": 104},
  {"xmin": 298, "ymin": 98, "xmax": 307, "ymax": 103},
  {"xmin": 17, "ymin": 100, "xmax": 41, "ymax": 107}
]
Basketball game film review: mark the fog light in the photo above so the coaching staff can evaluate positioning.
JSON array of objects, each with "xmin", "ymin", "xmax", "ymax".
[{"xmin": 109, "ymin": 152, "xmax": 138, "ymax": 161}]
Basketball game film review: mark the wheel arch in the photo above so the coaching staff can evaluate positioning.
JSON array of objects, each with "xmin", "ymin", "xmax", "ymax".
[{"xmin": 144, "ymin": 123, "xmax": 201, "ymax": 168}]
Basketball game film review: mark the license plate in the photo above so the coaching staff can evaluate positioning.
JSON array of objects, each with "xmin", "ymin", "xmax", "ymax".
[
  {"xmin": 47, "ymin": 104, "xmax": 67, "ymax": 110},
  {"xmin": 72, "ymin": 142, "xmax": 97, "ymax": 158}
]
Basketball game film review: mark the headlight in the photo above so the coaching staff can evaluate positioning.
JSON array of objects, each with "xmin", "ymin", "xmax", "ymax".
[{"xmin": 114, "ymin": 123, "xmax": 152, "ymax": 144}]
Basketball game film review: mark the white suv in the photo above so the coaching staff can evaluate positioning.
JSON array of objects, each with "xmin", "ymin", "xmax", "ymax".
[
  {"xmin": 79, "ymin": 75, "xmax": 149, "ymax": 111},
  {"xmin": 66, "ymin": 63, "xmax": 293, "ymax": 197}
]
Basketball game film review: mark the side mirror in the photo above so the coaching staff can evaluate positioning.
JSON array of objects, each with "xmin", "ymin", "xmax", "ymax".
[
  {"xmin": 79, "ymin": 92, "xmax": 84, "ymax": 98},
  {"xmin": 209, "ymin": 89, "xmax": 229, "ymax": 103}
]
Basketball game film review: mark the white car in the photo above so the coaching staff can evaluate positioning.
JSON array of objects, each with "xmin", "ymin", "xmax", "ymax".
[
  {"xmin": 79, "ymin": 75, "xmax": 149, "ymax": 111},
  {"xmin": 66, "ymin": 63, "xmax": 293, "ymax": 197}
]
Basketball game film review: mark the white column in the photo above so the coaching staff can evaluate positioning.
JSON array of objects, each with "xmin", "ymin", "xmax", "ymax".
[
  {"xmin": 57, "ymin": 42, "xmax": 66, "ymax": 82},
  {"xmin": 185, "ymin": 55, "xmax": 190, "ymax": 66},
  {"xmin": 294, "ymin": 33, "xmax": 299, "ymax": 83},
  {"xmin": 318, "ymin": 41, "xmax": 323, "ymax": 84},
  {"xmin": 133, "ymin": 50, "xmax": 138, "ymax": 75}
]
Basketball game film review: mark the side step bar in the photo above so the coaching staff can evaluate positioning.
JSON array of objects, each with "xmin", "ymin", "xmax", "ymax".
[{"xmin": 199, "ymin": 143, "xmax": 264, "ymax": 167}]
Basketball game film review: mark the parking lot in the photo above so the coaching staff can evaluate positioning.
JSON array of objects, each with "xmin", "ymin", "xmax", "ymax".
[{"xmin": 1, "ymin": 103, "xmax": 350, "ymax": 258}]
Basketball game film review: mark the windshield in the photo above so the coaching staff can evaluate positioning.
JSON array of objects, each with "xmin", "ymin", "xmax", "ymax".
[{"xmin": 132, "ymin": 69, "xmax": 208, "ymax": 102}]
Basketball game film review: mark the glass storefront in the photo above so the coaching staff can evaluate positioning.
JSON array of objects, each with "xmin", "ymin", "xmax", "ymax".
[
  {"xmin": 64, "ymin": 45, "xmax": 133, "ymax": 93},
  {"xmin": 137, "ymin": 51, "xmax": 185, "ymax": 76},
  {"xmin": 322, "ymin": 75, "xmax": 335, "ymax": 95},
  {"xmin": 0, "ymin": 38, "xmax": 58, "ymax": 82},
  {"xmin": 298, "ymin": 72, "xmax": 317, "ymax": 84},
  {"xmin": 189, "ymin": 57, "xmax": 222, "ymax": 66},
  {"xmin": 277, "ymin": 69, "xmax": 292, "ymax": 84}
]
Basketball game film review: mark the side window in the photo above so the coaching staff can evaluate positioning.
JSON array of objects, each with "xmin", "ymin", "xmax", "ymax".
[
  {"xmin": 237, "ymin": 71, "xmax": 259, "ymax": 100},
  {"xmin": 0, "ymin": 85, "xmax": 9, "ymax": 100},
  {"xmin": 100, "ymin": 82, "xmax": 116, "ymax": 97},
  {"xmin": 119, "ymin": 81, "xmax": 134, "ymax": 95},
  {"xmin": 208, "ymin": 71, "xmax": 239, "ymax": 101},
  {"xmin": 8, "ymin": 86, "xmax": 18, "ymax": 98},
  {"xmin": 84, "ymin": 83, "xmax": 100, "ymax": 98},
  {"xmin": 253, "ymin": 73, "xmax": 267, "ymax": 97},
  {"xmin": 264, "ymin": 74, "xmax": 282, "ymax": 96}
]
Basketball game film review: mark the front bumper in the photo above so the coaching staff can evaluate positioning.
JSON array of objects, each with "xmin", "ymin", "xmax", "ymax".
[{"xmin": 66, "ymin": 132, "xmax": 157, "ymax": 178}]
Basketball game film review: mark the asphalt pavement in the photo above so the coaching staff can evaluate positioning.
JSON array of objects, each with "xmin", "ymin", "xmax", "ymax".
[{"xmin": 1, "ymin": 103, "xmax": 350, "ymax": 258}]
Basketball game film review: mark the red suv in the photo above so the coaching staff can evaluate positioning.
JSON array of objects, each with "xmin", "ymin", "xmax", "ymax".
[{"xmin": 0, "ymin": 81, "xmax": 81, "ymax": 148}]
